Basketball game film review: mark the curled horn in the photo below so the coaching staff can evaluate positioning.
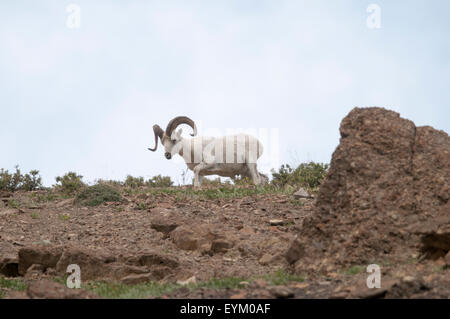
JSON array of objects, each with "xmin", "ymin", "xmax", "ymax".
[
  {"xmin": 148, "ymin": 124, "xmax": 164, "ymax": 151},
  {"xmin": 165, "ymin": 116, "xmax": 197, "ymax": 139}
]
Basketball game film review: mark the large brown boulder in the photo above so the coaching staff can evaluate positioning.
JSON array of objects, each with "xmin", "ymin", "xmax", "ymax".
[
  {"xmin": 17, "ymin": 245, "xmax": 180, "ymax": 282},
  {"xmin": 288, "ymin": 107, "xmax": 450, "ymax": 271}
]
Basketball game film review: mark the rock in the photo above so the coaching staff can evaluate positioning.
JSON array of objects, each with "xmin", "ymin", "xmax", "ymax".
[
  {"xmin": 269, "ymin": 219, "xmax": 285, "ymax": 226},
  {"xmin": 239, "ymin": 226, "xmax": 255, "ymax": 237},
  {"xmin": 0, "ymin": 256, "xmax": 19, "ymax": 277},
  {"xmin": 18, "ymin": 245, "xmax": 64, "ymax": 275},
  {"xmin": 27, "ymin": 280, "xmax": 98, "ymax": 299},
  {"xmin": 126, "ymin": 251, "xmax": 179, "ymax": 269},
  {"xmin": 55, "ymin": 198, "xmax": 74, "ymax": 208},
  {"xmin": 210, "ymin": 239, "xmax": 233, "ymax": 254},
  {"xmin": 151, "ymin": 216, "xmax": 179, "ymax": 235},
  {"xmin": 55, "ymin": 246, "xmax": 117, "ymax": 280},
  {"xmin": 237, "ymin": 243, "xmax": 259, "ymax": 257},
  {"xmin": 121, "ymin": 273, "xmax": 155, "ymax": 285},
  {"xmin": 0, "ymin": 208, "xmax": 20, "ymax": 216},
  {"xmin": 19, "ymin": 245, "xmax": 179, "ymax": 282},
  {"xmin": 350, "ymin": 279, "xmax": 398, "ymax": 299},
  {"xmin": 291, "ymin": 107, "xmax": 450, "ymax": 268},
  {"xmin": 170, "ymin": 226, "xmax": 199, "ymax": 250},
  {"xmin": 170, "ymin": 225, "xmax": 215, "ymax": 251},
  {"xmin": 230, "ymin": 292, "xmax": 247, "ymax": 299},
  {"xmin": 176, "ymin": 276, "xmax": 197, "ymax": 286},
  {"xmin": 285, "ymin": 238, "xmax": 305, "ymax": 264},
  {"xmin": 269, "ymin": 286, "xmax": 294, "ymax": 298},
  {"xmin": 258, "ymin": 253, "xmax": 283, "ymax": 266},
  {"xmin": 384, "ymin": 277, "xmax": 430, "ymax": 299},
  {"xmin": 445, "ymin": 251, "xmax": 450, "ymax": 267},
  {"xmin": 293, "ymin": 188, "xmax": 312, "ymax": 199},
  {"xmin": 26, "ymin": 263, "xmax": 45, "ymax": 273}
]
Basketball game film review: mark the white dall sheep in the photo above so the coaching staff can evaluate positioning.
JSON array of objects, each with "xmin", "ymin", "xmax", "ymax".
[{"xmin": 148, "ymin": 116, "xmax": 268, "ymax": 187}]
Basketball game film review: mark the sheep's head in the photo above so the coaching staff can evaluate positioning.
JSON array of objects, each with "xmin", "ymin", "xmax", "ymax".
[{"xmin": 148, "ymin": 116, "xmax": 197, "ymax": 160}]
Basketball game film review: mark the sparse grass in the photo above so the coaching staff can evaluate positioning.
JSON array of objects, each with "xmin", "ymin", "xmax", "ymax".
[
  {"xmin": 29, "ymin": 191, "xmax": 59, "ymax": 203},
  {"xmin": 82, "ymin": 280, "xmax": 179, "ymax": 299},
  {"xmin": 344, "ymin": 265, "xmax": 365, "ymax": 275},
  {"xmin": 144, "ymin": 184, "xmax": 287, "ymax": 201},
  {"xmin": 264, "ymin": 269, "xmax": 304, "ymax": 285},
  {"xmin": 194, "ymin": 277, "xmax": 246, "ymax": 290},
  {"xmin": 59, "ymin": 269, "xmax": 305, "ymax": 299},
  {"xmin": 146, "ymin": 175, "xmax": 173, "ymax": 188},
  {"xmin": 290, "ymin": 199, "xmax": 305, "ymax": 207},
  {"xmin": 75, "ymin": 184, "xmax": 122, "ymax": 207},
  {"xmin": 7, "ymin": 199, "xmax": 19, "ymax": 209},
  {"xmin": 30, "ymin": 212, "xmax": 40, "ymax": 219},
  {"xmin": 58, "ymin": 213, "xmax": 70, "ymax": 221},
  {"xmin": 136, "ymin": 202, "xmax": 147, "ymax": 210},
  {"xmin": 0, "ymin": 276, "xmax": 27, "ymax": 298}
]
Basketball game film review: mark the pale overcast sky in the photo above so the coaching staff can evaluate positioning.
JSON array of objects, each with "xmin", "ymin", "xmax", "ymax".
[{"xmin": 1, "ymin": 1, "xmax": 449, "ymax": 186}]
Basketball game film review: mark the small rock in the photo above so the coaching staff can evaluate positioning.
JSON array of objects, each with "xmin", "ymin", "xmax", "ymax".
[
  {"xmin": 176, "ymin": 276, "xmax": 197, "ymax": 286},
  {"xmin": 210, "ymin": 239, "xmax": 233, "ymax": 254},
  {"xmin": 293, "ymin": 282, "xmax": 309, "ymax": 289},
  {"xmin": 269, "ymin": 219, "xmax": 285, "ymax": 226},
  {"xmin": 121, "ymin": 273, "xmax": 154, "ymax": 285},
  {"xmin": 252, "ymin": 279, "xmax": 268, "ymax": 288},
  {"xmin": 230, "ymin": 292, "xmax": 247, "ymax": 299},
  {"xmin": 285, "ymin": 238, "xmax": 305, "ymax": 264},
  {"xmin": 402, "ymin": 276, "xmax": 416, "ymax": 283},
  {"xmin": 151, "ymin": 217, "xmax": 179, "ymax": 235},
  {"xmin": 0, "ymin": 208, "xmax": 19, "ymax": 216},
  {"xmin": 293, "ymin": 188, "xmax": 312, "ymax": 199},
  {"xmin": 258, "ymin": 253, "xmax": 275, "ymax": 265},
  {"xmin": 27, "ymin": 264, "xmax": 45, "ymax": 273},
  {"xmin": 269, "ymin": 286, "xmax": 294, "ymax": 298},
  {"xmin": 56, "ymin": 198, "xmax": 74, "ymax": 208},
  {"xmin": 239, "ymin": 226, "xmax": 255, "ymax": 236}
]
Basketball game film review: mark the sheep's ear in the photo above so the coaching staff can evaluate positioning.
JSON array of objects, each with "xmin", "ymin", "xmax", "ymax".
[{"xmin": 171, "ymin": 128, "xmax": 183, "ymax": 141}]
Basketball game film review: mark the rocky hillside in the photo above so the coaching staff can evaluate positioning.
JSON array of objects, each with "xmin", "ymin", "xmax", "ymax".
[{"xmin": 0, "ymin": 107, "xmax": 449, "ymax": 299}]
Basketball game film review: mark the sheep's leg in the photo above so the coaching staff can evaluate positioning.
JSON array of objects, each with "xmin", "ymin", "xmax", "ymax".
[
  {"xmin": 246, "ymin": 163, "xmax": 261, "ymax": 185},
  {"xmin": 193, "ymin": 162, "xmax": 214, "ymax": 188}
]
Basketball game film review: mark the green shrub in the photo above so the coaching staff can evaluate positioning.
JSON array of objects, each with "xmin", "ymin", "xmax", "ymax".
[
  {"xmin": 0, "ymin": 166, "xmax": 43, "ymax": 191},
  {"xmin": 75, "ymin": 183, "xmax": 122, "ymax": 207},
  {"xmin": 124, "ymin": 175, "xmax": 145, "ymax": 188},
  {"xmin": 271, "ymin": 162, "xmax": 329, "ymax": 190},
  {"xmin": 201, "ymin": 177, "xmax": 223, "ymax": 187},
  {"xmin": 55, "ymin": 172, "xmax": 84, "ymax": 194},
  {"xmin": 95, "ymin": 179, "xmax": 123, "ymax": 187},
  {"xmin": 22, "ymin": 170, "xmax": 43, "ymax": 191},
  {"xmin": 233, "ymin": 176, "xmax": 252, "ymax": 186},
  {"xmin": 146, "ymin": 175, "xmax": 173, "ymax": 188}
]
